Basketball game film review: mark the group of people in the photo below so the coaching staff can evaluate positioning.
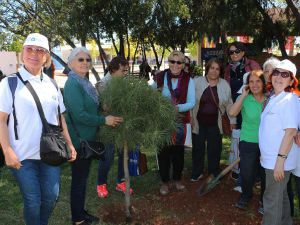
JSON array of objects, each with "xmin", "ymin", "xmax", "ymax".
[{"xmin": 0, "ymin": 32, "xmax": 300, "ymax": 225}]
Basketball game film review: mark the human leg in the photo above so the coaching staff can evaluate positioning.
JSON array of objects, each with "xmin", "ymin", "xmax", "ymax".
[
  {"xmin": 39, "ymin": 161, "xmax": 61, "ymax": 225},
  {"xmin": 239, "ymin": 141, "xmax": 260, "ymax": 202},
  {"xmin": 191, "ymin": 133, "xmax": 204, "ymax": 181},
  {"xmin": 158, "ymin": 145, "xmax": 172, "ymax": 195},
  {"xmin": 97, "ymin": 143, "xmax": 115, "ymax": 185},
  {"xmin": 206, "ymin": 124, "xmax": 222, "ymax": 177},
  {"xmin": 11, "ymin": 160, "xmax": 43, "ymax": 225},
  {"xmin": 262, "ymin": 169, "xmax": 292, "ymax": 225},
  {"xmin": 70, "ymin": 158, "xmax": 92, "ymax": 223}
]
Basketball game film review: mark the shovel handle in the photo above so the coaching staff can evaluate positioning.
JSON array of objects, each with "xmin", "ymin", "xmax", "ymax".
[{"xmin": 217, "ymin": 158, "xmax": 240, "ymax": 180}]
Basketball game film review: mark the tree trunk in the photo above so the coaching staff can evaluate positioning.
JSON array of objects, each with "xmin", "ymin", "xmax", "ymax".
[
  {"xmin": 150, "ymin": 40, "xmax": 160, "ymax": 69},
  {"xmin": 119, "ymin": 33, "xmax": 125, "ymax": 58},
  {"xmin": 123, "ymin": 140, "xmax": 132, "ymax": 221},
  {"xmin": 50, "ymin": 51, "xmax": 67, "ymax": 68},
  {"xmin": 158, "ymin": 47, "xmax": 165, "ymax": 70},
  {"xmin": 253, "ymin": 0, "xmax": 288, "ymax": 57},
  {"xmin": 126, "ymin": 29, "xmax": 130, "ymax": 60},
  {"xmin": 132, "ymin": 41, "xmax": 140, "ymax": 74},
  {"xmin": 91, "ymin": 67, "xmax": 100, "ymax": 82},
  {"xmin": 111, "ymin": 34, "xmax": 119, "ymax": 56},
  {"xmin": 285, "ymin": 0, "xmax": 300, "ymax": 32},
  {"xmin": 91, "ymin": 32, "xmax": 109, "ymax": 71}
]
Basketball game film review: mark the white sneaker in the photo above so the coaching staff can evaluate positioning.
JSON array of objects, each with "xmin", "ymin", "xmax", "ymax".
[
  {"xmin": 233, "ymin": 186, "xmax": 242, "ymax": 193},
  {"xmin": 190, "ymin": 174, "xmax": 204, "ymax": 182}
]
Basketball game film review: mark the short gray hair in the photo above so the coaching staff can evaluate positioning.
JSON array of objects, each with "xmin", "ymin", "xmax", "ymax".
[
  {"xmin": 263, "ymin": 57, "xmax": 280, "ymax": 71},
  {"xmin": 67, "ymin": 47, "xmax": 91, "ymax": 65}
]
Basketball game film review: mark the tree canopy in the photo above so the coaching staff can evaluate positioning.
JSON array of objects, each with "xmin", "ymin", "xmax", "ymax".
[{"xmin": 0, "ymin": 0, "xmax": 298, "ymax": 68}]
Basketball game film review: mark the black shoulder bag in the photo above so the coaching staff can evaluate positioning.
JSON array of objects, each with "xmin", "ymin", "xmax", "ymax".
[
  {"xmin": 16, "ymin": 73, "xmax": 70, "ymax": 166},
  {"xmin": 68, "ymin": 112, "xmax": 105, "ymax": 160}
]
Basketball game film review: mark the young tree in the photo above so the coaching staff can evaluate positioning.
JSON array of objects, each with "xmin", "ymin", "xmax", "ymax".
[{"xmin": 99, "ymin": 76, "xmax": 177, "ymax": 220}]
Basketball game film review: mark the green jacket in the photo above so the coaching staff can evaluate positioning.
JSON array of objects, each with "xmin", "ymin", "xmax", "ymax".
[{"xmin": 64, "ymin": 76, "xmax": 105, "ymax": 148}]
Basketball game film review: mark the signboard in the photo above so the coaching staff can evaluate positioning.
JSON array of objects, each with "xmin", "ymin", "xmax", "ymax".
[{"xmin": 201, "ymin": 48, "xmax": 224, "ymax": 61}]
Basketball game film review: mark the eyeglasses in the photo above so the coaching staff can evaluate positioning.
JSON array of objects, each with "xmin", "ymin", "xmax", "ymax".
[
  {"xmin": 169, "ymin": 60, "xmax": 183, "ymax": 65},
  {"xmin": 24, "ymin": 46, "xmax": 48, "ymax": 55},
  {"xmin": 272, "ymin": 69, "xmax": 291, "ymax": 78},
  {"xmin": 185, "ymin": 63, "xmax": 190, "ymax": 66},
  {"xmin": 78, "ymin": 58, "xmax": 91, "ymax": 63},
  {"xmin": 229, "ymin": 49, "xmax": 241, "ymax": 55}
]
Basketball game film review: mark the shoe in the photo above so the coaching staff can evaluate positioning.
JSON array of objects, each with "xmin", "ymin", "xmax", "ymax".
[
  {"xmin": 116, "ymin": 181, "xmax": 133, "ymax": 194},
  {"xmin": 84, "ymin": 210, "xmax": 99, "ymax": 223},
  {"xmin": 97, "ymin": 184, "xmax": 108, "ymax": 198},
  {"xmin": 160, "ymin": 184, "xmax": 169, "ymax": 195},
  {"xmin": 190, "ymin": 174, "xmax": 203, "ymax": 182},
  {"xmin": 258, "ymin": 206, "xmax": 264, "ymax": 215},
  {"xmin": 233, "ymin": 186, "xmax": 242, "ymax": 193},
  {"xmin": 72, "ymin": 220, "xmax": 91, "ymax": 225},
  {"xmin": 175, "ymin": 181, "xmax": 185, "ymax": 191},
  {"xmin": 235, "ymin": 199, "xmax": 248, "ymax": 210},
  {"xmin": 231, "ymin": 172, "xmax": 239, "ymax": 181}
]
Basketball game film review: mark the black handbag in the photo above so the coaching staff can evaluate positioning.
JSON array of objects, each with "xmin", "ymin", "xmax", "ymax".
[
  {"xmin": 68, "ymin": 113, "xmax": 105, "ymax": 160},
  {"xmin": 16, "ymin": 73, "xmax": 70, "ymax": 166}
]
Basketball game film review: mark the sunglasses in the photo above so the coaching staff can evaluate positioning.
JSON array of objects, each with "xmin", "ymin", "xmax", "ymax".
[
  {"xmin": 185, "ymin": 63, "xmax": 190, "ymax": 66},
  {"xmin": 78, "ymin": 58, "xmax": 91, "ymax": 63},
  {"xmin": 229, "ymin": 49, "xmax": 241, "ymax": 55},
  {"xmin": 169, "ymin": 60, "xmax": 183, "ymax": 65},
  {"xmin": 272, "ymin": 69, "xmax": 291, "ymax": 78},
  {"xmin": 24, "ymin": 46, "xmax": 48, "ymax": 55}
]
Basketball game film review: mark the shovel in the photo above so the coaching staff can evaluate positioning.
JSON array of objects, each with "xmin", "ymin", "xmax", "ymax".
[{"xmin": 197, "ymin": 158, "xmax": 240, "ymax": 197}]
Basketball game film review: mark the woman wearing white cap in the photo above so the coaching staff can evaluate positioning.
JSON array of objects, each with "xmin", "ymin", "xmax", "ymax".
[
  {"xmin": 259, "ymin": 59, "xmax": 299, "ymax": 225},
  {"xmin": 0, "ymin": 33, "xmax": 76, "ymax": 225}
]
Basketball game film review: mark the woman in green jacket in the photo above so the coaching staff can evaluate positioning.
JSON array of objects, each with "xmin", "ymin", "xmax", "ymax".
[{"xmin": 64, "ymin": 47, "xmax": 123, "ymax": 225}]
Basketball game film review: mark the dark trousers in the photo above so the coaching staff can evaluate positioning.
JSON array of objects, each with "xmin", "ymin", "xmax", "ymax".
[
  {"xmin": 295, "ymin": 176, "xmax": 300, "ymax": 209},
  {"xmin": 191, "ymin": 123, "xmax": 222, "ymax": 177},
  {"xmin": 97, "ymin": 143, "xmax": 124, "ymax": 185},
  {"xmin": 70, "ymin": 157, "xmax": 92, "ymax": 222},
  {"xmin": 239, "ymin": 141, "xmax": 263, "ymax": 201},
  {"xmin": 158, "ymin": 145, "xmax": 184, "ymax": 182}
]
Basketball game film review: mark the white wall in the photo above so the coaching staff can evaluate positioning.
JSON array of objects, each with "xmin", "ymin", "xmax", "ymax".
[{"xmin": 0, "ymin": 52, "xmax": 18, "ymax": 75}]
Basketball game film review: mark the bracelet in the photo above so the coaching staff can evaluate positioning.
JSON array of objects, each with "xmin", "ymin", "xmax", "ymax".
[{"xmin": 277, "ymin": 153, "xmax": 287, "ymax": 159}]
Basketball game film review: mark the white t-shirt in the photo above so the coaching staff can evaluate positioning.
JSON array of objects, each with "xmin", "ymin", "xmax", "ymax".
[
  {"xmin": 0, "ymin": 66, "xmax": 65, "ymax": 161},
  {"xmin": 259, "ymin": 91, "xmax": 298, "ymax": 170},
  {"xmin": 292, "ymin": 98, "xmax": 300, "ymax": 177}
]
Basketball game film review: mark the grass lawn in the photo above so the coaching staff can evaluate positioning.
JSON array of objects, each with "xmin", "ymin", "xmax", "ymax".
[{"xmin": 0, "ymin": 137, "xmax": 299, "ymax": 225}]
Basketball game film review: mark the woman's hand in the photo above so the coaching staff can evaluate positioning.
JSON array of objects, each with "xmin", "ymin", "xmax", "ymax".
[
  {"xmin": 241, "ymin": 85, "xmax": 250, "ymax": 97},
  {"xmin": 274, "ymin": 157, "xmax": 285, "ymax": 182},
  {"xmin": 68, "ymin": 144, "xmax": 77, "ymax": 162},
  {"xmin": 105, "ymin": 116, "xmax": 124, "ymax": 127},
  {"xmin": 4, "ymin": 147, "xmax": 22, "ymax": 169}
]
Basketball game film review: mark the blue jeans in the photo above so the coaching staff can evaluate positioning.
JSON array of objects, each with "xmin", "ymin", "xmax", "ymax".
[
  {"xmin": 11, "ymin": 159, "xmax": 60, "ymax": 225},
  {"xmin": 97, "ymin": 143, "xmax": 124, "ymax": 185}
]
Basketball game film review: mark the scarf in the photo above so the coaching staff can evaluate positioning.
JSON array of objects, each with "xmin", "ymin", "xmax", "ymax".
[
  {"xmin": 229, "ymin": 57, "xmax": 245, "ymax": 74},
  {"xmin": 156, "ymin": 69, "xmax": 190, "ymax": 123},
  {"xmin": 68, "ymin": 71, "xmax": 99, "ymax": 105}
]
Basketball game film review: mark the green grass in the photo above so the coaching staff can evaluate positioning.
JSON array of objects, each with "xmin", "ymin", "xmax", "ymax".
[{"xmin": 0, "ymin": 138, "xmax": 299, "ymax": 225}]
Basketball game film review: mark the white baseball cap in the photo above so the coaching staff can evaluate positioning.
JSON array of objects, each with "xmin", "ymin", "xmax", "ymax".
[
  {"xmin": 275, "ymin": 59, "xmax": 297, "ymax": 77},
  {"xmin": 237, "ymin": 72, "xmax": 250, "ymax": 94},
  {"xmin": 23, "ymin": 33, "xmax": 49, "ymax": 52}
]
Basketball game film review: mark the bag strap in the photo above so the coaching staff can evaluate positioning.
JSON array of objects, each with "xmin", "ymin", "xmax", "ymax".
[
  {"xmin": 207, "ymin": 81, "xmax": 222, "ymax": 115},
  {"xmin": 8, "ymin": 75, "xmax": 19, "ymax": 140},
  {"xmin": 67, "ymin": 112, "xmax": 82, "ymax": 140},
  {"xmin": 15, "ymin": 73, "xmax": 61, "ymax": 133}
]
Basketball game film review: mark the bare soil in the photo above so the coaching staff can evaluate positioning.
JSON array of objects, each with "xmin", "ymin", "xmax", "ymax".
[{"xmin": 98, "ymin": 173, "xmax": 300, "ymax": 225}]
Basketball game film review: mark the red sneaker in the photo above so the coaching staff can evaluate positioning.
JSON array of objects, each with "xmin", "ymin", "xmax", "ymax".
[
  {"xmin": 116, "ymin": 181, "xmax": 133, "ymax": 195},
  {"xmin": 97, "ymin": 184, "xmax": 108, "ymax": 198}
]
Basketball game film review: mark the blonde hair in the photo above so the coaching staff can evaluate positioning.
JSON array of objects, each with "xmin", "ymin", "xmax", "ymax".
[{"xmin": 168, "ymin": 50, "xmax": 185, "ymax": 62}]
